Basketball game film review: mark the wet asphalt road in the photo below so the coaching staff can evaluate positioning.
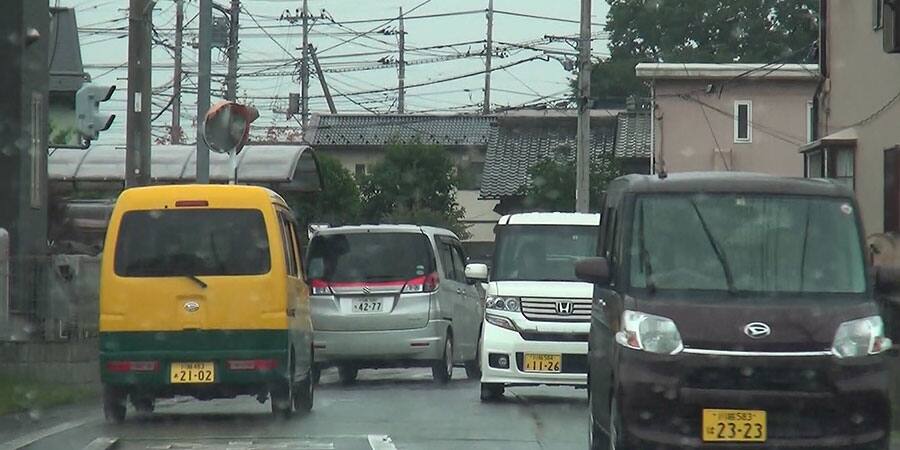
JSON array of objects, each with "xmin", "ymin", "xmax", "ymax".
[{"xmin": 0, "ymin": 367, "xmax": 589, "ymax": 450}]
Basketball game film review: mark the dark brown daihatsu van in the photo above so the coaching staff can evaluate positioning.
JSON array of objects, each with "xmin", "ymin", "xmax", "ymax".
[{"xmin": 580, "ymin": 173, "xmax": 895, "ymax": 450}]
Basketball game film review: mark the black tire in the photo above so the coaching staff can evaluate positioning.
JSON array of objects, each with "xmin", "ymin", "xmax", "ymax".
[
  {"xmin": 609, "ymin": 397, "xmax": 623, "ymax": 450},
  {"xmin": 293, "ymin": 370, "xmax": 314, "ymax": 413},
  {"xmin": 103, "ymin": 384, "xmax": 127, "ymax": 423},
  {"xmin": 432, "ymin": 333, "xmax": 453, "ymax": 383},
  {"xmin": 131, "ymin": 396, "xmax": 155, "ymax": 414},
  {"xmin": 479, "ymin": 382, "xmax": 504, "ymax": 401},
  {"xmin": 588, "ymin": 391, "xmax": 608, "ymax": 450},
  {"xmin": 338, "ymin": 365, "xmax": 358, "ymax": 385},
  {"xmin": 271, "ymin": 355, "xmax": 296, "ymax": 418},
  {"xmin": 464, "ymin": 335, "xmax": 482, "ymax": 379},
  {"xmin": 311, "ymin": 364, "xmax": 322, "ymax": 385}
]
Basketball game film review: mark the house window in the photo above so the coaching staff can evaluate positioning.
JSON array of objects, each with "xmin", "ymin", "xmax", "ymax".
[
  {"xmin": 806, "ymin": 100, "xmax": 815, "ymax": 143},
  {"xmin": 355, "ymin": 164, "xmax": 366, "ymax": 177},
  {"xmin": 804, "ymin": 147, "xmax": 855, "ymax": 190},
  {"xmin": 734, "ymin": 101, "xmax": 752, "ymax": 143},
  {"xmin": 875, "ymin": 0, "xmax": 884, "ymax": 30}
]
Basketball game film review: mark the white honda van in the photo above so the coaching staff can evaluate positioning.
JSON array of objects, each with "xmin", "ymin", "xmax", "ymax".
[{"xmin": 466, "ymin": 212, "xmax": 601, "ymax": 400}]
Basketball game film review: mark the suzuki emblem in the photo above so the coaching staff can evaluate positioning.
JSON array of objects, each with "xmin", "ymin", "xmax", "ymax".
[
  {"xmin": 184, "ymin": 301, "xmax": 200, "ymax": 313},
  {"xmin": 556, "ymin": 301, "xmax": 574, "ymax": 316},
  {"xmin": 362, "ymin": 285, "xmax": 371, "ymax": 295},
  {"xmin": 743, "ymin": 322, "xmax": 771, "ymax": 339}
]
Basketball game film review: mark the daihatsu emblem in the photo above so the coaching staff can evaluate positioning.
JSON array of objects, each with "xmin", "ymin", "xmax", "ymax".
[
  {"xmin": 744, "ymin": 322, "xmax": 771, "ymax": 339},
  {"xmin": 184, "ymin": 301, "xmax": 200, "ymax": 313}
]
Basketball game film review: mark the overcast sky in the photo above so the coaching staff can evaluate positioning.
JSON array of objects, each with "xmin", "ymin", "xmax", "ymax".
[{"xmin": 62, "ymin": 0, "xmax": 610, "ymax": 146}]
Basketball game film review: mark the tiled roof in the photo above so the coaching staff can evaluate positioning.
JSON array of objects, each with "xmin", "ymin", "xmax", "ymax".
[
  {"xmin": 480, "ymin": 117, "xmax": 617, "ymax": 199},
  {"xmin": 307, "ymin": 114, "xmax": 494, "ymax": 147},
  {"xmin": 615, "ymin": 112, "xmax": 652, "ymax": 158}
]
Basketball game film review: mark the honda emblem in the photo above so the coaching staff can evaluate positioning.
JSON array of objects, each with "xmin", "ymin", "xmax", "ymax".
[{"xmin": 556, "ymin": 301, "xmax": 574, "ymax": 316}]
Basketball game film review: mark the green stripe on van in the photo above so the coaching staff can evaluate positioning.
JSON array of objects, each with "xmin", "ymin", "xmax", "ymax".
[{"xmin": 100, "ymin": 329, "xmax": 288, "ymax": 353}]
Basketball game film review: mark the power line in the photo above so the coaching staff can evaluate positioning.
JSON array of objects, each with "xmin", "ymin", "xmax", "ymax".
[
  {"xmin": 316, "ymin": 0, "xmax": 433, "ymax": 55},
  {"xmin": 242, "ymin": 5, "xmax": 299, "ymax": 63},
  {"xmin": 493, "ymin": 9, "xmax": 605, "ymax": 26}
]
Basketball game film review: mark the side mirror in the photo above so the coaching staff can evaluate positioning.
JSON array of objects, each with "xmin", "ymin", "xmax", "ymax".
[
  {"xmin": 875, "ymin": 264, "xmax": 900, "ymax": 292},
  {"xmin": 465, "ymin": 263, "xmax": 489, "ymax": 284},
  {"xmin": 575, "ymin": 257, "xmax": 610, "ymax": 285}
]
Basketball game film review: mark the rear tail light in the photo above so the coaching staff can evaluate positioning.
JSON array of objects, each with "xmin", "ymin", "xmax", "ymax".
[
  {"xmin": 227, "ymin": 359, "xmax": 278, "ymax": 371},
  {"xmin": 106, "ymin": 360, "xmax": 160, "ymax": 373},
  {"xmin": 174, "ymin": 200, "xmax": 209, "ymax": 207},
  {"xmin": 309, "ymin": 279, "xmax": 332, "ymax": 295},
  {"xmin": 402, "ymin": 272, "xmax": 440, "ymax": 293}
]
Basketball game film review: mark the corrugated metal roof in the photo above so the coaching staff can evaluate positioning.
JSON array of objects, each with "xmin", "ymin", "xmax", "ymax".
[
  {"xmin": 479, "ymin": 117, "xmax": 617, "ymax": 199},
  {"xmin": 308, "ymin": 114, "xmax": 494, "ymax": 147},
  {"xmin": 615, "ymin": 112, "xmax": 652, "ymax": 159},
  {"xmin": 48, "ymin": 145, "xmax": 323, "ymax": 192}
]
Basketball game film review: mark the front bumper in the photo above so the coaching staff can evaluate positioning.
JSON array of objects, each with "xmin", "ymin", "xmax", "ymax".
[
  {"xmin": 480, "ymin": 317, "xmax": 588, "ymax": 387},
  {"xmin": 615, "ymin": 348, "xmax": 891, "ymax": 449},
  {"xmin": 313, "ymin": 319, "xmax": 449, "ymax": 365}
]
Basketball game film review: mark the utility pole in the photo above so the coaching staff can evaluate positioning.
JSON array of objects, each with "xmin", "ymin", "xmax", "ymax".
[
  {"xmin": 197, "ymin": 0, "xmax": 212, "ymax": 183},
  {"xmin": 300, "ymin": 0, "xmax": 309, "ymax": 131},
  {"xmin": 398, "ymin": 7, "xmax": 406, "ymax": 114},
  {"xmin": 310, "ymin": 45, "xmax": 336, "ymax": 113},
  {"xmin": 483, "ymin": 0, "xmax": 493, "ymax": 114},
  {"xmin": 171, "ymin": 0, "xmax": 183, "ymax": 144},
  {"xmin": 225, "ymin": 0, "xmax": 240, "ymax": 101},
  {"xmin": 126, "ymin": 0, "xmax": 152, "ymax": 187},
  {"xmin": 574, "ymin": 0, "xmax": 592, "ymax": 213}
]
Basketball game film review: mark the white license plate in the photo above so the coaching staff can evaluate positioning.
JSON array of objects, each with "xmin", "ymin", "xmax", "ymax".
[{"xmin": 352, "ymin": 298, "xmax": 385, "ymax": 313}]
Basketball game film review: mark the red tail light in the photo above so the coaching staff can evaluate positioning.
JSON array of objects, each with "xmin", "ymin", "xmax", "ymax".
[
  {"xmin": 402, "ymin": 272, "xmax": 440, "ymax": 293},
  {"xmin": 175, "ymin": 200, "xmax": 209, "ymax": 207},
  {"xmin": 106, "ymin": 360, "xmax": 160, "ymax": 373},
  {"xmin": 227, "ymin": 359, "xmax": 278, "ymax": 371},
  {"xmin": 309, "ymin": 279, "xmax": 332, "ymax": 295}
]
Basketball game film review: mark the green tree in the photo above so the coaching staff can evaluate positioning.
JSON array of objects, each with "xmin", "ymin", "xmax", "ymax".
[
  {"xmin": 588, "ymin": 0, "xmax": 819, "ymax": 104},
  {"xmin": 517, "ymin": 148, "xmax": 622, "ymax": 213},
  {"xmin": 286, "ymin": 154, "xmax": 361, "ymax": 229},
  {"xmin": 360, "ymin": 143, "xmax": 469, "ymax": 238}
]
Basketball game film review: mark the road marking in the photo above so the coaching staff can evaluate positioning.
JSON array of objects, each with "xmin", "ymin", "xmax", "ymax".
[
  {"xmin": 83, "ymin": 437, "xmax": 119, "ymax": 450},
  {"xmin": 0, "ymin": 419, "xmax": 91, "ymax": 450},
  {"xmin": 366, "ymin": 435, "xmax": 397, "ymax": 450}
]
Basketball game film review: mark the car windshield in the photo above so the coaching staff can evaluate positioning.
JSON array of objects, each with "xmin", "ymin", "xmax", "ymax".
[
  {"xmin": 629, "ymin": 194, "xmax": 866, "ymax": 293},
  {"xmin": 493, "ymin": 225, "xmax": 598, "ymax": 282},
  {"xmin": 115, "ymin": 209, "xmax": 270, "ymax": 277},
  {"xmin": 306, "ymin": 232, "xmax": 434, "ymax": 282}
]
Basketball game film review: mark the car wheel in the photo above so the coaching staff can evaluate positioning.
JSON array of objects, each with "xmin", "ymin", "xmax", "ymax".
[
  {"xmin": 464, "ymin": 335, "xmax": 482, "ymax": 379},
  {"xmin": 103, "ymin": 384, "xmax": 127, "ymax": 423},
  {"xmin": 479, "ymin": 382, "xmax": 504, "ymax": 401},
  {"xmin": 338, "ymin": 365, "xmax": 358, "ymax": 385},
  {"xmin": 432, "ymin": 333, "xmax": 453, "ymax": 383},
  {"xmin": 609, "ymin": 397, "xmax": 623, "ymax": 450},
  {"xmin": 271, "ymin": 357, "xmax": 295, "ymax": 418},
  {"xmin": 311, "ymin": 364, "xmax": 321, "ymax": 385},
  {"xmin": 293, "ymin": 365, "xmax": 314, "ymax": 414},
  {"xmin": 588, "ymin": 391, "xmax": 609, "ymax": 450}
]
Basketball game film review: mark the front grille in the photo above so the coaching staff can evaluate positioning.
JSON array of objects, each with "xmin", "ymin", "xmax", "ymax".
[
  {"xmin": 520, "ymin": 297, "xmax": 592, "ymax": 322},
  {"xmin": 685, "ymin": 367, "xmax": 828, "ymax": 392},
  {"xmin": 515, "ymin": 353, "xmax": 588, "ymax": 374},
  {"xmin": 518, "ymin": 331, "xmax": 589, "ymax": 342}
]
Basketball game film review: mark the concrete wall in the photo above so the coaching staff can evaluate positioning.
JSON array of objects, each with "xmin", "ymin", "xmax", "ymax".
[
  {"xmin": 0, "ymin": 339, "xmax": 98, "ymax": 386},
  {"xmin": 823, "ymin": 0, "xmax": 900, "ymax": 234},
  {"xmin": 654, "ymin": 79, "xmax": 816, "ymax": 176}
]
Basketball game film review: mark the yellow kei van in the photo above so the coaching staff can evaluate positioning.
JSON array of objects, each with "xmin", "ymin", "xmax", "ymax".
[{"xmin": 99, "ymin": 184, "xmax": 313, "ymax": 422}]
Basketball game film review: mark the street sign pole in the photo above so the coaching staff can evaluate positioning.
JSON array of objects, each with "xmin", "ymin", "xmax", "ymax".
[{"xmin": 197, "ymin": 0, "xmax": 212, "ymax": 183}]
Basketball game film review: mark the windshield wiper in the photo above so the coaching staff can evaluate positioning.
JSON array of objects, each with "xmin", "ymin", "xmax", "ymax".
[
  {"xmin": 688, "ymin": 198, "xmax": 736, "ymax": 294},
  {"xmin": 184, "ymin": 274, "xmax": 208, "ymax": 289},
  {"xmin": 638, "ymin": 201, "xmax": 657, "ymax": 294}
]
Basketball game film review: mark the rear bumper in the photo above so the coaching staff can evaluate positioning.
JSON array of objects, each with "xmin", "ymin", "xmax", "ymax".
[
  {"xmin": 480, "ymin": 319, "xmax": 588, "ymax": 387},
  {"xmin": 313, "ymin": 320, "xmax": 449, "ymax": 365},
  {"xmin": 99, "ymin": 330, "xmax": 291, "ymax": 389},
  {"xmin": 614, "ymin": 348, "xmax": 891, "ymax": 449}
]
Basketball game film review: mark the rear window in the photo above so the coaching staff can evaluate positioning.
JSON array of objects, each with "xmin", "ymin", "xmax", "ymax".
[
  {"xmin": 306, "ymin": 232, "xmax": 434, "ymax": 282},
  {"xmin": 114, "ymin": 209, "xmax": 271, "ymax": 277}
]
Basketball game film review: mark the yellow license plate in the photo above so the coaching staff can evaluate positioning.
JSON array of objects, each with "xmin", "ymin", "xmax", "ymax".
[
  {"xmin": 170, "ymin": 362, "xmax": 216, "ymax": 384},
  {"xmin": 702, "ymin": 409, "xmax": 766, "ymax": 442},
  {"xmin": 522, "ymin": 353, "xmax": 561, "ymax": 373}
]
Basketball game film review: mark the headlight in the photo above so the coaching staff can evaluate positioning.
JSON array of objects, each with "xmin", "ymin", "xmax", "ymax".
[
  {"xmin": 485, "ymin": 313, "xmax": 517, "ymax": 331},
  {"xmin": 486, "ymin": 296, "xmax": 520, "ymax": 312},
  {"xmin": 831, "ymin": 316, "xmax": 893, "ymax": 358},
  {"xmin": 615, "ymin": 310, "xmax": 684, "ymax": 355}
]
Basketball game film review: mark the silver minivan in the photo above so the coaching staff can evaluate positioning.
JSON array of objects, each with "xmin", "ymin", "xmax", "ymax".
[{"xmin": 306, "ymin": 225, "xmax": 484, "ymax": 384}]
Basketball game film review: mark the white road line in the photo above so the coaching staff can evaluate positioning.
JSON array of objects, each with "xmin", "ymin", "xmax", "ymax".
[
  {"xmin": 0, "ymin": 419, "xmax": 92, "ymax": 450},
  {"xmin": 83, "ymin": 437, "xmax": 119, "ymax": 450},
  {"xmin": 367, "ymin": 435, "xmax": 397, "ymax": 450}
]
